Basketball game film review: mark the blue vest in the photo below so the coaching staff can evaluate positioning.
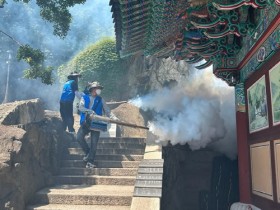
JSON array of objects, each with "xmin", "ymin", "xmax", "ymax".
[
  {"xmin": 80, "ymin": 95, "xmax": 107, "ymax": 131},
  {"xmin": 60, "ymin": 80, "xmax": 76, "ymax": 102}
]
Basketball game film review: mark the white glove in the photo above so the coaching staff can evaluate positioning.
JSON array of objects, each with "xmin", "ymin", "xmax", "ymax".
[{"xmin": 75, "ymin": 91, "xmax": 84, "ymax": 99}]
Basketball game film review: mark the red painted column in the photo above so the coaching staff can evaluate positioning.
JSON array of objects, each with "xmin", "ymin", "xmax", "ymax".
[{"xmin": 236, "ymin": 111, "xmax": 251, "ymax": 203}]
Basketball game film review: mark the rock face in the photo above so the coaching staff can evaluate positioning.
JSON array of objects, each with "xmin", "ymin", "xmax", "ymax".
[
  {"xmin": 112, "ymin": 103, "xmax": 147, "ymax": 138},
  {"xmin": 0, "ymin": 100, "xmax": 71, "ymax": 210},
  {"xmin": 0, "ymin": 98, "xmax": 44, "ymax": 125},
  {"xmin": 125, "ymin": 55, "xmax": 190, "ymax": 97}
]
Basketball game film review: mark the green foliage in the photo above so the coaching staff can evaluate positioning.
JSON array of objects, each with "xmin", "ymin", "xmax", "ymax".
[
  {"xmin": 17, "ymin": 44, "xmax": 45, "ymax": 64},
  {"xmin": 13, "ymin": 0, "xmax": 87, "ymax": 38},
  {"xmin": 58, "ymin": 38, "xmax": 129, "ymax": 99},
  {"xmin": 17, "ymin": 45, "xmax": 54, "ymax": 84}
]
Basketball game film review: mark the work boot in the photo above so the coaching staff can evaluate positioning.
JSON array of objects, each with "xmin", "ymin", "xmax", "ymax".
[{"xmin": 86, "ymin": 162, "xmax": 96, "ymax": 169}]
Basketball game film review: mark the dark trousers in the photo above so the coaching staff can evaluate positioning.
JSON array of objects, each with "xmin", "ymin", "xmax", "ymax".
[
  {"xmin": 60, "ymin": 101, "xmax": 75, "ymax": 132},
  {"xmin": 77, "ymin": 124, "xmax": 100, "ymax": 164}
]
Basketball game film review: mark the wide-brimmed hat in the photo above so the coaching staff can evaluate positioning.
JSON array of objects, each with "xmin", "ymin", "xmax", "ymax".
[
  {"xmin": 67, "ymin": 71, "xmax": 81, "ymax": 79},
  {"xmin": 89, "ymin": 81, "xmax": 104, "ymax": 91}
]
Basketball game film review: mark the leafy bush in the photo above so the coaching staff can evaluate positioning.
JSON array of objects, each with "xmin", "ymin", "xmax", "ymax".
[{"xmin": 58, "ymin": 38, "xmax": 129, "ymax": 100}]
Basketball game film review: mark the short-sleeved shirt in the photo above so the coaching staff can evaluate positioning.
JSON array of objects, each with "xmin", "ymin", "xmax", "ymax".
[{"xmin": 60, "ymin": 80, "xmax": 78, "ymax": 102}]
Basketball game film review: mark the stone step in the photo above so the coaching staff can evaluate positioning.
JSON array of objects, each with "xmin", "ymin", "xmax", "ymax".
[
  {"xmin": 70, "ymin": 142, "xmax": 146, "ymax": 150},
  {"xmin": 68, "ymin": 148, "xmax": 145, "ymax": 155},
  {"xmin": 59, "ymin": 167, "xmax": 138, "ymax": 176},
  {"xmin": 27, "ymin": 204, "xmax": 130, "ymax": 210},
  {"xmin": 64, "ymin": 154, "xmax": 144, "ymax": 161},
  {"xmin": 61, "ymin": 160, "xmax": 140, "ymax": 168},
  {"xmin": 55, "ymin": 175, "xmax": 136, "ymax": 185},
  {"xmin": 99, "ymin": 137, "xmax": 146, "ymax": 144},
  {"xmin": 32, "ymin": 185, "xmax": 134, "ymax": 206}
]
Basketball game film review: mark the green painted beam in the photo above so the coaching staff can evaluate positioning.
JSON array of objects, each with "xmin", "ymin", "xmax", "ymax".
[
  {"xmin": 121, "ymin": 7, "xmax": 150, "ymax": 20},
  {"xmin": 122, "ymin": 37, "xmax": 145, "ymax": 48},
  {"xmin": 122, "ymin": 19, "xmax": 149, "ymax": 30},
  {"xmin": 122, "ymin": 30, "xmax": 145, "ymax": 39},
  {"xmin": 122, "ymin": 41, "xmax": 144, "ymax": 49},
  {"xmin": 120, "ymin": 1, "xmax": 150, "ymax": 12},
  {"xmin": 122, "ymin": 32, "xmax": 148, "ymax": 45},
  {"xmin": 122, "ymin": 12, "xmax": 150, "ymax": 24},
  {"xmin": 122, "ymin": 24, "xmax": 148, "ymax": 34}
]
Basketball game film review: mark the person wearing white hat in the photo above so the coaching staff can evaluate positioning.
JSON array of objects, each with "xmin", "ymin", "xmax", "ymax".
[{"xmin": 77, "ymin": 81, "xmax": 117, "ymax": 169}]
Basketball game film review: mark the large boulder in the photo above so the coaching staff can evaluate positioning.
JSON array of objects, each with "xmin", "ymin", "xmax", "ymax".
[
  {"xmin": 112, "ymin": 103, "xmax": 147, "ymax": 138},
  {"xmin": 0, "ymin": 98, "xmax": 44, "ymax": 125}
]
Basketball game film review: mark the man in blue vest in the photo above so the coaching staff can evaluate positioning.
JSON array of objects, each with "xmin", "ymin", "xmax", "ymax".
[
  {"xmin": 77, "ymin": 81, "xmax": 117, "ymax": 169},
  {"xmin": 60, "ymin": 72, "xmax": 82, "ymax": 133}
]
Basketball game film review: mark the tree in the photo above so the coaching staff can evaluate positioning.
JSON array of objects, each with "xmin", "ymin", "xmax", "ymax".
[
  {"xmin": 0, "ymin": 0, "xmax": 88, "ymax": 85},
  {"xmin": 0, "ymin": 30, "xmax": 54, "ymax": 84},
  {"xmin": 58, "ymin": 38, "xmax": 129, "ymax": 100}
]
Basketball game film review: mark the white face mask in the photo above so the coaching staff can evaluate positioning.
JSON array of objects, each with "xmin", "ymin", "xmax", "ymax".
[{"xmin": 96, "ymin": 89, "xmax": 101, "ymax": 95}]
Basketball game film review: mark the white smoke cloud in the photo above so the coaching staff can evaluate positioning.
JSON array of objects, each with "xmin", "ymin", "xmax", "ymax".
[{"xmin": 130, "ymin": 67, "xmax": 237, "ymax": 159}]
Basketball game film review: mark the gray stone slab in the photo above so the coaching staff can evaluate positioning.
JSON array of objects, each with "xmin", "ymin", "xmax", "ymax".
[
  {"xmin": 136, "ymin": 174, "xmax": 162, "ymax": 180},
  {"xmin": 135, "ymin": 180, "xmax": 162, "ymax": 188},
  {"xmin": 133, "ymin": 187, "xmax": 162, "ymax": 197},
  {"xmin": 139, "ymin": 159, "xmax": 163, "ymax": 168},
  {"xmin": 138, "ymin": 167, "xmax": 163, "ymax": 174}
]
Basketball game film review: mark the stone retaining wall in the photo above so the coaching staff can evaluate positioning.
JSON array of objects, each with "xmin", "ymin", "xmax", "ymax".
[{"xmin": 0, "ymin": 100, "xmax": 71, "ymax": 210}]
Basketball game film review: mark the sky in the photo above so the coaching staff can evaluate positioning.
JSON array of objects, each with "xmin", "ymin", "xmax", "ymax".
[{"xmin": 0, "ymin": 0, "xmax": 114, "ymax": 109}]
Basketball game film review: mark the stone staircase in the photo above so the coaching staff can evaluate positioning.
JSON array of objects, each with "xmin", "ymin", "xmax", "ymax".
[{"xmin": 26, "ymin": 137, "xmax": 146, "ymax": 210}]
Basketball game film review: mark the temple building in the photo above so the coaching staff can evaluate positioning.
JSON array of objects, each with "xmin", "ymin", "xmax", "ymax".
[{"xmin": 110, "ymin": 0, "xmax": 280, "ymax": 209}]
